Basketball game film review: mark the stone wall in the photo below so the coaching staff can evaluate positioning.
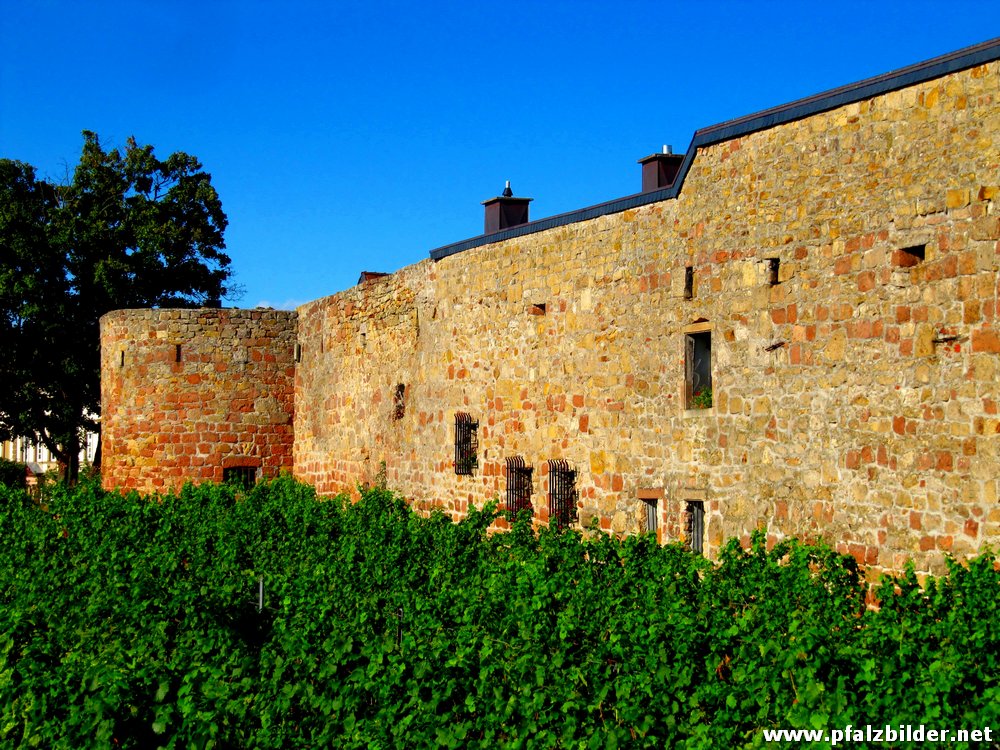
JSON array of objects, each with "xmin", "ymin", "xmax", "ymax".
[
  {"xmin": 100, "ymin": 308, "xmax": 296, "ymax": 491},
  {"xmin": 292, "ymin": 60, "xmax": 1000, "ymax": 577},
  {"xmin": 99, "ymin": 56, "xmax": 1000, "ymax": 578}
]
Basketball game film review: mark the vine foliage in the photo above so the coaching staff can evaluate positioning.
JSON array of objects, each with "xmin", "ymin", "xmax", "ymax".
[{"xmin": 0, "ymin": 477, "xmax": 997, "ymax": 748}]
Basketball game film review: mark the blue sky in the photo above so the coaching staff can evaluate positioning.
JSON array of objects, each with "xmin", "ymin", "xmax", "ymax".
[{"xmin": 1, "ymin": 1, "xmax": 995, "ymax": 309}]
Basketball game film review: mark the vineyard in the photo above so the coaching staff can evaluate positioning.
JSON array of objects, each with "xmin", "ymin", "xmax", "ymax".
[{"xmin": 1, "ymin": 477, "xmax": 998, "ymax": 748}]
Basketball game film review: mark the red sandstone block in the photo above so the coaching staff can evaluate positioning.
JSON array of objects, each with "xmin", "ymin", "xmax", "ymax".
[
  {"xmin": 972, "ymin": 328, "xmax": 1000, "ymax": 352},
  {"xmin": 910, "ymin": 511, "xmax": 922, "ymax": 530},
  {"xmin": 891, "ymin": 249, "xmax": 920, "ymax": 268},
  {"xmin": 919, "ymin": 536, "xmax": 936, "ymax": 552},
  {"xmin": 857, "ymin": 271, "xmax": 876, "ymax": 292},
  {"xmin": 893, "ymin": 416, "xmax": 906, "ymax": 435},
  {"xmin": 845, "ymin": 450, "xmax": 861, "ymax": 469},
  {"xmin": 935, "ymin": 451, "xmax": 954, "ymax": 471},
  {"xmin": 771, "ymin": 308, "xmax": 786, "ymax": 324},
  {"xmin": 860, "ymin": 446, "xmax": 873, "ymax": 463},
  {"xmin": 786, "ymin": 304, "xmax": 798, "ymax": 324},
  {"xmin": 964, "ymin": 518, "xmax": 979, "ymax": 537},
  {"xmin": 941, "ymin": 254, "xmax": 958, "ymax": 278},
  {"xmin": 834, "ymin": 257, "xmax": 852, "ymax": 275}
]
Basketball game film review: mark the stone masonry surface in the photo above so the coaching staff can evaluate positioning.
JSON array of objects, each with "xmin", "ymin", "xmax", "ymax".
[
  {"xmin": 101, "ymin": 49, "xmax": 1000, "ymax": 578},
  {"xmin": 100, "ymin": 309, "xmax": 296, "ymax": 491}
]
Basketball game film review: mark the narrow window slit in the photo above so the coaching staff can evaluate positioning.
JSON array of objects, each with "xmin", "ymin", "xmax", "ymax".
[{"xmin": 393, "ymin": 383, "xmax": 406, "ymax": 420}]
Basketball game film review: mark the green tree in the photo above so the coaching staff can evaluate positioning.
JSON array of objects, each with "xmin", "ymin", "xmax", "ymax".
[{"xmin": 0, "ymin": 131, "xmax": 235, "ymax": 479}]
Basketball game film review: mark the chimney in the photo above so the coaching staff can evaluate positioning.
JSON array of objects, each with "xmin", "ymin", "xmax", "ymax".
[
  {"xmin": 638, "ymin": 145, "xmax": 684, "ymax": 192},
  {"xmin": 482, "ymin": 180, "xmax": 532, "ymax": 234}
]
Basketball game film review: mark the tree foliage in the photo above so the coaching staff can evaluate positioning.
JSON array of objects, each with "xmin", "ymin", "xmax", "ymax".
[
  {"xmin": 0, "ymin": 132, "xmax": 234, "ymax": 473},
  {"xmin": 1, "ymin": 478, "xmax": 998, "ymax": 748}
]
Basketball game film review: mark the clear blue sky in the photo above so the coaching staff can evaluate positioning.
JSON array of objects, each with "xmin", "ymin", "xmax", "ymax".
[{"xmin": 1, "ymin": 1, "xmax": 995, "ymax": 309}]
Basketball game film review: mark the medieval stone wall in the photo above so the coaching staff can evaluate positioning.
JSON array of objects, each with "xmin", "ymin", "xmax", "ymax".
[
  {"xmin": 291, "ymin": 60, "xmax": 999, "ymax": 577},
  {"xmin": 99, "ymin": 56, "xmax": 999, "ymax": 578},
  {"xmin": 100, "ymin": 308, "xmax": 296, "ymax": 491}
]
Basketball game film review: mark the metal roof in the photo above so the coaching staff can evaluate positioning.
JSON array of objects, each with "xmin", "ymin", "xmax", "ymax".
[{"xmin": 429, "ymin": 37, "xmax": 1000, "ymax": 262}]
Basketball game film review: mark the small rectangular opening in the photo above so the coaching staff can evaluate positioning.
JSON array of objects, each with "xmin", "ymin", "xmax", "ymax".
[
  {"xmin": 685, "ymin": 500, "xmax": 705, "ymax": 554},
  {"xmin": 174, "ymin": 344, "xmax": 182, "ymax": 363},
  {"xmin": 684, "ymin": 266, "xmax": 694, "ymax": 300},
  {"xmin": 767, "ymin": 258, "xmax": 780, "ymax": 286},
  {"xmin": 294, "ymin": 343, "xmax": 302, "ymax": 362},
  {"xmin": 120, "ymin": 351, "xmax": 125, "ymax": 368},
  {"xmin": 528, "ymin": 303, "xmax": 546, "ymax": 316}
]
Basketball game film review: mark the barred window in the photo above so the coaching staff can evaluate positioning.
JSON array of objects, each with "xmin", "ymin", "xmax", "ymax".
[
  {"xmin": 642, "ymin": 497, "xmax": 658, "ymax": 534},
  {"xmin": 548, "ymin": 459, "xmax": 578, "ymax": 530},
  {"xmin": 685, "ymin": 500, "xmax": 705, "ymax": 554},
  {"xmin": 454, "ymin": 413, "xmax": 479, "ymax": 475},
  {"xmin": 224, "ymin": 465, "xmax": 257, "ymax": 490},
  {"xmin": 505, "ymin": 457, "xmax": 533, "ymax": 517}
]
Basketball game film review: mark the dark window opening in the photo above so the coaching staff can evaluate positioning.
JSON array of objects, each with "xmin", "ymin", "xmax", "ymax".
[
  {"xmin": 505, "ymin": 457, "xmax": 533, "ymax": 517},
  {"xmin": 454, "ymin": 413, "xmax": 479, "ymax": 475},
  {"xmin": 684, "ymin": 266, "xmax": 694, "ymax": 300},
  {"xmin": 120, "ymin": 351, "xmax": 125, "ymax": 368},
  {"xmin": 224, "ymin": 465, "xmax": 257, "ymax": 490},
  {"xmin": 548, "ymin": 459, "xmax": 578, "ymax": 530},
  {"xmin": 528, "ymin": 302, "xmax": 546, "ymax": 316},
  {"xmin": 685, "ymin": 500, "xmax": 705, "ymax": 554},
  {"xmin": 294, "ymin": 343, "xmax": 302, "ymax": 362},
  {"xmin": 393, "ymin": 383, "xmax": 406, "ymax": 420},
  {"xmin": 174, "ymin": 344, "xmax": 182, "ymax": 363},
  {"xmin": 642, "ymin": 498, "xmax": 658, "ymax": 535},
  {"xmin": 767, "ymin": 258, "xmax": 780, "ymax": 286},
  {"xmin": 685, "ymin": 330, "xmax": 713, "ymax": 409},
  {"xmin": 895, "ymin": 244, "xmax": 926, "ymax": 268}
]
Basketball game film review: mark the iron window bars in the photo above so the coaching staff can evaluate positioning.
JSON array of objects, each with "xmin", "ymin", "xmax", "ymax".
[
  {"xmin": 548, "ymin": 459, "xmax": 578, "ymax": 529},
  {"xmin": 643, "ymin": 497, "xmax": 658, "ymax": 535},
  {"xmin": 454, "ymin": 412, "xmax": 479, "ymax": 475},
  {"xmin": 223, "ymin": 466, "xmax": 257, "ymax": 490},
  {"xmin": 505, "ymin": 456, "xmax": 533, "ymax": 517}
]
